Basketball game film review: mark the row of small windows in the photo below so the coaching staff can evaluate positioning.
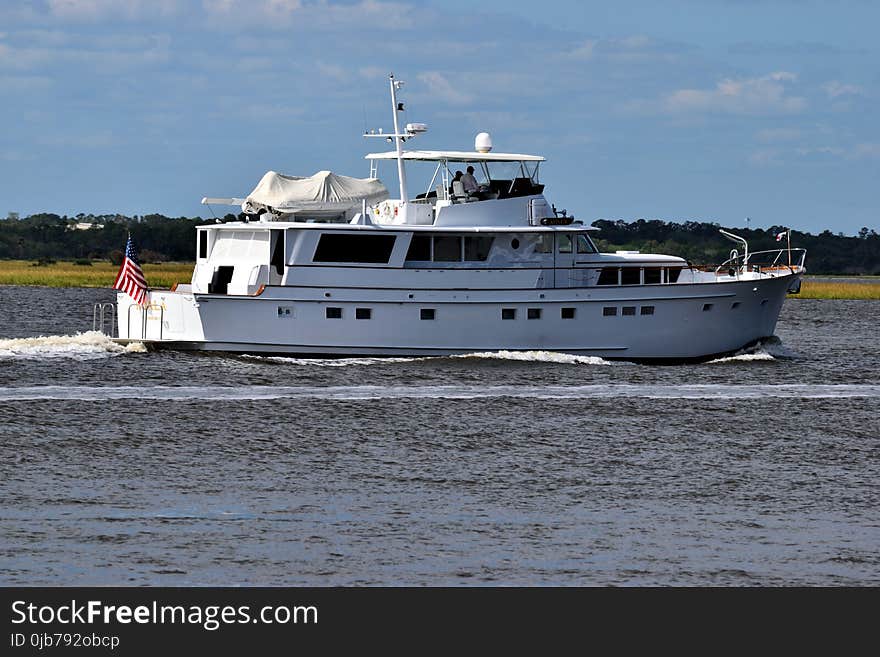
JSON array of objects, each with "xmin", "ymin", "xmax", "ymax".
[
  {"xmin": 596, "ymin": 267, "xmax": 682, "ymax": 286},
  {"xmin": 321, "ymin": 306, "xmax": 641, "ymax": 320},
  {"xmin": 406, "ymin": 235, "xmax": 495, "ymax": 262},
  {"xmin": 603, "ymin": 306, "xmax": 655, "ymax": 316}
]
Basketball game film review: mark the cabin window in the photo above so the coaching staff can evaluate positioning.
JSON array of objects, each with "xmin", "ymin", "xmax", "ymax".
[
  {"xmin": 464, "ymin": 236, "xmax": 494, "ymax": 261},
  {"xmin": 502, "ymin": 308, "xmax": 516, "ymax": 320},
  {"xmin": 433, "ymin": 236, "xmax": 462, "ymax": 262},
  {"xmin": 597, "ymin": 268, "xmax": 619, "ymax": 285},
  {"xmin": 198, "ymin": 231, "xmax": 208, "ymax": 259},
  {"xmin": 667, "ymin": 268, "xmax": 682, "ymax": 283},
  {"xmin": 640, "ymin": 306, "xmax": 655, "ymax": 315},
  {"xmin": 603, "ymin": 307, "xmax": 617, "ymax": 316},
  {"xmin": 406, "ymin": 234, "xmax": 431, "ymax": 261},
  {"xmin": 731, "ymin": 302, "xmax": 740, "ymax": 310},
  {"xmin": 621, "ymin": 268, "xmax": 640, "ymax": 286},
  {"xmin": 702, "ymin": 303, "xmax": 713, "ymax": 312},
  {"xmin": 511, "ymin": 238, "xmax": 520, "ymax": 250},
  {"xmin": 527, "ymin": 308, "xmax": 542, "ymax": 320},
  {"xmin": 558, "ymin": 234, "xmax": 573, "ymax": 254},
  {"xmin": 534, "ymin": 234, "xmax": 553, "ymax": 254},
  {"xmin": 356, "ymin": 308, "xmax": 372, "ymax": 320},
  {"xmin": 561, "ymin": 307, "xmax": 576, "ymax": 319},
  {"xmin": 326, "ymin": 307, "xmax": 342, "ymax": 319},
  {"xmin": 420, "ymin": 308, "xmax": 435, "ymax": 320},
  {"xmin": 644, "ymin": 268, "xmax": 661, "ymax": 285},
  {"xmin": 208, "ymin": 266, "xmax": 234, "ymax": 294},
  {"xmin": 576, "ymin": 235, "xmax": 596, "ymax": 254},
  {"xmin": 314, "ymin": 233, "xmax": 396, "ymax": 263},
  {"xmin": 622, "ymin": 306, "xmax": 636, "ymax": 316}
]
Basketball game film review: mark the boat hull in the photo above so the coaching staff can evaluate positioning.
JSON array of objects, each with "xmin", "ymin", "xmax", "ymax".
[{"xmin": 116, "ymin": 272, "xmax": 800, "ymax": 361}]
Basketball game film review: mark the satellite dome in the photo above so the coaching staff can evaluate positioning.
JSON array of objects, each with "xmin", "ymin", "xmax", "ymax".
[{"xmin": 475, "ymin": 132, "xmax": 493, "ymax": 153}]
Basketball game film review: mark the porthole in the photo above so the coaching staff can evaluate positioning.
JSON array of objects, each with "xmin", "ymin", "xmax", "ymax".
[{"xmin": 511, "ymin": 238, "xmax": 520, "ymax": 250}]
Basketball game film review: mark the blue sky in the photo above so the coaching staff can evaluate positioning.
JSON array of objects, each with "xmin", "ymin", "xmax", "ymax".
[{"xmin": 1, "ymin": 0, "xmax": 877, "ymax": 234}]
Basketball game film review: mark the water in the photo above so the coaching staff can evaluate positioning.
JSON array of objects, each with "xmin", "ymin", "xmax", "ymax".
[{"xmin": 1, "ymin": 286, "xmax": 878, "ymax": 585}]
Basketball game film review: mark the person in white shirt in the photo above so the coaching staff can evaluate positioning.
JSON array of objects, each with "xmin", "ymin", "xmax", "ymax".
[{"xmin": 461, "ymin": 166, "xmax": 480, "ymax": 194}]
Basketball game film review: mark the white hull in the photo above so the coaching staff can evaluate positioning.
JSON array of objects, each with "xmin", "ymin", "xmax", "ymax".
[{"xmin": 117, "ymin": 273, "xmax": 798, "ymax": 361}]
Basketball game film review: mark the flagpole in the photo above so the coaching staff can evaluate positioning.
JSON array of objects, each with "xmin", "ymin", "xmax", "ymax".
[{"xmin": 787, "ymin": 228, "xmax": 791, "ymax": 268}]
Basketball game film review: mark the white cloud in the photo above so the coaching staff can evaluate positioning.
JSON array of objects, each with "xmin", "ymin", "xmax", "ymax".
[
  {"xmin": 822, "ymin": 81, "xmax": 863, "ymax": 99},
  {"xmin": 47, "ymin": 0, "xmax": 181, "ymax": 20},
  {"xmin": 416, "ymin": 71, "xmax": 473, "ymax": 106},
  {"xmin": 663, "ymin": 72, "xmax": 806, "ymax": 115}
]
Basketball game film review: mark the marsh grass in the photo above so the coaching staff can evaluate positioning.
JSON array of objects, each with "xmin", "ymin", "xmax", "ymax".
[
  {"xmin": 794, "ymin": 279, "xmax": 880, "ymax": 300},
  {"xmin": 0, "ymin": 260, "xmax": 193, "ymax": 288},
  {"xmin": 2, "ymin": 260, "xmax": 878, "ymax": 299}
]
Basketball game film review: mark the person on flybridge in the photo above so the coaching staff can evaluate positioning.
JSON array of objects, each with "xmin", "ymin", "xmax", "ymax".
[{"xmin": 461, "ymin": 166, "xmax": 479, "ymax": 193}]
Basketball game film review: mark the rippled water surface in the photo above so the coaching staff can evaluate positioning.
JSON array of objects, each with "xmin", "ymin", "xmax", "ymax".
[{"xmin": 1, "ymin": 286, "xmax": 878, "ymax": 585}]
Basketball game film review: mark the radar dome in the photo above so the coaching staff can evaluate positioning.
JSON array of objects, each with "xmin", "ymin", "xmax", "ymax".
[{"xmin": 475, "ymin": 132, "xmax": 493, "ymax": 153}]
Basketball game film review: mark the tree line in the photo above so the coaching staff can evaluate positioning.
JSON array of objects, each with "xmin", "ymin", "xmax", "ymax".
[{"xmin": 1, "ymin": 213, "xmax": 878, "ymax": 274}]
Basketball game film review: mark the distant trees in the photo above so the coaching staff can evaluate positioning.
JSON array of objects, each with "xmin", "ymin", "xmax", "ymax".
[
  {"xmin": 590, "ymin": 219, "xmax": 880, "ymax": 275},
  {"xmin": 0, "ymin": 214, "xmax": 877, "ymax": 274}
]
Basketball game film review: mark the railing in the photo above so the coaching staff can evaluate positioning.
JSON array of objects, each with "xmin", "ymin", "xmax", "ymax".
[
  {"xmin": 92, "ymin": 303, "xmax": 115, "ymax": 336},
  {"xmin": 127, "ymin": 303, "xmax": 164, "ymax": 341},
  {"xmin": 714, "ymin": 248, "xmax": 807, "ymax": 277}
]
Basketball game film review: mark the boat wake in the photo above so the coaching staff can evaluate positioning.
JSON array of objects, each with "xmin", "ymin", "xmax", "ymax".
[
  {"xmin": 242, "ymin": 350, "xmax": 611, "ymax": 367},
  {"xmin": 454, "ymin": 350, "xmax": 611, "ymax": 366},
  {"xmin": 0, "ymin": 332, "xmax": 145, "ymax": 361},
  {"xmin": 707, "ymin": 338, "xmax": 795, "ymax": 364},
  {"xmin": 2, "ymin": 383, "xmax": 877, "ymax": 402}
]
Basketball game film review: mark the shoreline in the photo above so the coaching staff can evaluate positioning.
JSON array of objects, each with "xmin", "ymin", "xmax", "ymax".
[{"xmin": 0, "ymin": 261, "xmax": 877, "ymax": 299}]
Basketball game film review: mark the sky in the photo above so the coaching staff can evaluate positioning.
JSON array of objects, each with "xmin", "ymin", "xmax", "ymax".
[{"xmin": 0, "ymin": 0, "xmax": 877, "ymax": 235}]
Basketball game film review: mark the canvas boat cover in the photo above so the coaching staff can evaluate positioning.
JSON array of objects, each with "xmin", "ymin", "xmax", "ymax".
[{"xmin": 244, "ymin": 170, "xmax": 388, "ymax": 212}]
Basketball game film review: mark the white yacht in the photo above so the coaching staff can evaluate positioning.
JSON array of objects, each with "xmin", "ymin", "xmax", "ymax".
[{"xmin": 108, "ymin": 75, "xmax": 805, "ymax": 361}]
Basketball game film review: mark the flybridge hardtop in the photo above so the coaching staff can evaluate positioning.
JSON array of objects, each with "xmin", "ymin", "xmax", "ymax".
[{"xmin": 104, "ymin": 73, "xmax": 806, "ymax": 361}]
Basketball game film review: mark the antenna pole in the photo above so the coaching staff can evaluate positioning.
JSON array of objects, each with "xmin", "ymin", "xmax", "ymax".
[{"xmin": 389, "ymin": 74, "xmax": 409, "ymax": 208}]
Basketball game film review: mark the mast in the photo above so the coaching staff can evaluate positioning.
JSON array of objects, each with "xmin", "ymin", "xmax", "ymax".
[{"xmin": 388, "ymin": 74, "xmax": 409, "ymax": 205}]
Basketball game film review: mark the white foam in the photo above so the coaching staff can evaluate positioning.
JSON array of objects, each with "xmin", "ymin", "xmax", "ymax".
[
  {"xmin": 456, "ymin": 350, "xmax": 611, "ymax": 366},
  {"xmin": 0, "ymin": 331, "xmax": 142, "ymax": 361},
  {"xmin": 241, "ymin": 350, "xmax": 610, "ymax": 367},
  {"xmin": 1, "ymin": 383, "xmax": 877, "ymax": 402},
  {"xmin": 242, "ymin": 355, "xmax": 424, "ymax": 367}
]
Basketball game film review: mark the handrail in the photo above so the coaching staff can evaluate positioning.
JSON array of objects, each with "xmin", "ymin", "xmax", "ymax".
[
  {"xmin": 126, "ymin": 303, "xmax": 165, "ymax": 340},
  {"xmin": 714, "ymin": 247, "xmax": 807, "ymax": 275}
]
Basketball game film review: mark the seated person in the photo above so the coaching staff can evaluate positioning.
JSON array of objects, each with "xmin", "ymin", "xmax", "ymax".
[
  {"xmin": 449, "ymin": 170, "xmax": 463, "ymax": 195},
  {"xmin": 461, "ymin": 166, "xmax": 479, "ymax": 194}
]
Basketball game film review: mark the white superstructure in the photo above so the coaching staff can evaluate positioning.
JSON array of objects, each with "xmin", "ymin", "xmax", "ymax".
[{"xmin": 111, "ymin": 75, "xmax": 805, "ymax": 361}]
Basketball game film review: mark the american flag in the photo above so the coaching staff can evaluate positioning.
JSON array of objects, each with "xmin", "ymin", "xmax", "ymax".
[{"xmin": 113, "ymin": 234, "xmax": 148, "ymax": 305}]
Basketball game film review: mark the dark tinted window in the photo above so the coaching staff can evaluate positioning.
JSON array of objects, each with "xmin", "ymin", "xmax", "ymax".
[
  {"xmin": 644, "ymin": 268, "xmax": 661, "ymax": 284},
  {"xmin": 270, "ymin": 230, "xmax": 284, "ymax": 275},
  {"xmin": 640, "ymin": 306, "xmax": 655, "ymax": 315},
  {"xmin": 420, "ymin": 308, "xmax": 435, "ymax": 320},
  {"xmin": 433, "ymin": 236, "xmax": 462, "ymax": 262},
  {"xmin": 597, "ymin": 268, "xmax": 618, "ymax": 285},
  {"xmin": 314, "ymin": 233, "xmax": 396, "ymax": 263},
  {"xmin": 622, "ymin": 306, "xmax": 636, "ymax": 316},
  {"xmin": 198, "ymin": 231, "xmax": 208, "ymax": 259},
  {"xmin": 356, "ymin": 308, "xmax": 371, "ymax": 320},
  {"xmin": 501, "ymin": 308, "xmax": 516, "ymax": 320},
  {"xmin": 561, "ymin": 307, "xmax": 575, "ymax": 319},
  {"xmin": 326, "ymin": 307, "xmax": 342, "ymax": 319},
  {"xmin": 621, "ymin": 268, "xmax": 640, "ymax": 285},
  {"xmin": 667, "ymin": 267, "xmax": 682, "ymax": 283},
  {"xmin": 406, "ymin": 234, "xmax": 431, "ymax": 261},
  {"xmin": 603, "ymin": 307, "xmax": 617, "ymax": 316},
  {"xmin": 464, "ymin": 236, "xmax": 494, "ymax": 261},
  {"xmin": 527, "ymin": 308, "xmax": 541, "ymax": 320}
]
